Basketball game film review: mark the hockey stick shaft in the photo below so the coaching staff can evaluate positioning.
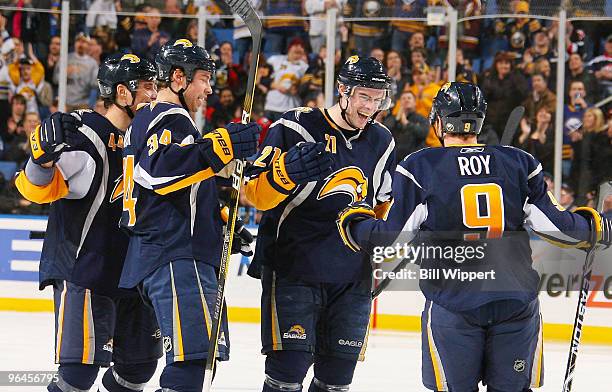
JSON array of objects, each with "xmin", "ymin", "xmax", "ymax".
[
  {"xmin": 203, "ymin": 1, "xmax": 262, "ymax": 390},
  {"xmin": 562, "ymin": 181, "xmax": 609, "ymax": 391},
  {"xmin": 500, "ymin": 105, "xmax": 525, "ymax": 145}
]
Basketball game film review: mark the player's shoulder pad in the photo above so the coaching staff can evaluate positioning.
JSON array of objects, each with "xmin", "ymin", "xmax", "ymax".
[
  {"xmin": 143, "ymin": 101, "xmax": 196, "ymax": 132},
  {"xmin": 268, "ymin": 107, "xmax": 319, "ymax": 143},
  {"xmin": 400, "ymin": 146, "xmax": 433, "ymax": 167},
  {"xmin": 490, "ymin": 144, "xmax": 542, "ymax": 178}
]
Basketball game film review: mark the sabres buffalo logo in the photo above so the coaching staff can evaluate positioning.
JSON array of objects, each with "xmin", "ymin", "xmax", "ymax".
[
  {"xmin": 317, "ymin": 166, "xmax": 368, "ymax": 203},
  {"xmin": 173, "ymin": 39, "xmax": 193, "ymax": 48},
  {"xmin": 346, "ymin": 55, "xmax": 359, "ymax": 65},
  {"xmin": 110, "ymin": 175, "xmax": 124, "ymax": 203},
  {"xmin": 120, "ymin": 54, "xmax": 140, "ymax": 63}
]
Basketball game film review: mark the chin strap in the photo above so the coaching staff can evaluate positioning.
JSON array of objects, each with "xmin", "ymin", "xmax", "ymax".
[{"xmin": 169, "ymin": 84, "xmax": 190, "ymax": 111}]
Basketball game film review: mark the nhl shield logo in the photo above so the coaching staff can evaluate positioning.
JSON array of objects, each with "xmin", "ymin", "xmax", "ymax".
[{"xmin": 513, "ymin": 359, "xmax": 526, "ymax": 372}]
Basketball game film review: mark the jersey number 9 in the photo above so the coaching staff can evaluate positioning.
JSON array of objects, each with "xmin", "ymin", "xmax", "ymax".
[{"xmin": 460, "ymin": 183, "xmax": 504, "ymax": 239}]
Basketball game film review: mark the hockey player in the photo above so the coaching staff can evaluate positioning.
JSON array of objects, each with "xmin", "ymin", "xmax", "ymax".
[
  {"xmin": 337, "ymin": 82, "xmax": 612, "ymax": 392},
  {"xmin": 244, "ymin": 56, "xmax": 396, "ymax": 392},
  {"xmin": 16, "ymin": 54, "xmax": 162, "ymax": 392},
  {"xmin": 118, "ymin": 39, "xmax": 260, "ymax": 392}
]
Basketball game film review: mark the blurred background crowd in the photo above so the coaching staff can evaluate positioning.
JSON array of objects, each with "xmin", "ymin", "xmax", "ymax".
[{"xmin": 0, "ymin": 0, "xmax": 609, "ymax": 218}]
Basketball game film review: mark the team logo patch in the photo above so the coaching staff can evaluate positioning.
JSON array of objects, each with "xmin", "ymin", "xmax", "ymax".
[
  {"xmin": 283, "ymin": 325, "xmax": 307, "ymax": 340},
  {"xmin": 440, "ymin": 82, "xmax": 452, "ymax": 92},
  {"xmin": 338, "ymin": 339, "xmax": 363, "ymax": 348},
  {"xmin": 346, "ymin": 55, "xmax": 359, "ymax": 65},
  {"xmin": 317, "ymin": 166, "xmax": 368, "ymax": 203},
  {"xmin": 110, "ymin": 175, "xmax": 124, "ymax": 203},
  {"xmin": 121, "ymin": 54, "xmax": 140, "ymax": 63},
  {"xmin": 293, "ymin": 106, "xmax": 313, "ymax": 121},
  {"xmin": 102, "ymin": 338, "xmax": 113, "ymax": 353},
  {"xmin": 513, "ymin": 359, "xmax": 526, "ymax": 373},
  {"xmin": 173, "ymin": 39, "xmax": 193, "ymax": 47},
  {"xmin": 163, "ymin": 336, "xmax": 173, "ymax": 353}
]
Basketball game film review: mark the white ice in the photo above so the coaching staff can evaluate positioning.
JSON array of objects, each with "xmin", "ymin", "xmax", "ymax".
[{"xmin": 1, "ymin": 312, "xmax": 609, "ymax": 391}]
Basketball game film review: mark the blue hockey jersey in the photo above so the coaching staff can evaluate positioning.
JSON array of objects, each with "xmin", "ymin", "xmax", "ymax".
[
  {"xmin": 245, "ymin": 107, "xmax": 396, "ymax": 283},
  {"xmin": 16, "ymin": 110, "xmax": 131, "ymax": 297},
  {"xmin": 351, "ymin": 144, "xmax": 592, "ymax": 311},
  {"xmin": 119, "ymin": 101, "xmax": 223, "ymax": 288}
]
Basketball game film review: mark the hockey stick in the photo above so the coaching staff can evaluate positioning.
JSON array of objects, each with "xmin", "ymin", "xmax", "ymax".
[
  {"xmin": 562, "ymin": 181, "xmax": 610, "ymax": 392},
  {"xmin": 500, "ymin": 105, "xmax": 525, "ymax": 145},
  {"xmin": 203, "ymin": 0, "xmax": 262, "ymax": 390}
]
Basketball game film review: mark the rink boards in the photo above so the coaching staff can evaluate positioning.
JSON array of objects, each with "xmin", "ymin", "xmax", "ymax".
[{"xmin": 0, "ymin": 215, "xmax": 610, "ymax": 344}]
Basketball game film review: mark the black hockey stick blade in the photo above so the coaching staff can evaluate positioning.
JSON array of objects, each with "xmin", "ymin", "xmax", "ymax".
[
  {"xmin": 29, "ymin": 231, "xmax": 45, "ymax": 240},
  {"xmin": 203, "ymin": 0, "xmax": 262, "ymax": 390},
  {"xmin": 500, "ymin": 106, "xmax": 525, "ymax": 145}
]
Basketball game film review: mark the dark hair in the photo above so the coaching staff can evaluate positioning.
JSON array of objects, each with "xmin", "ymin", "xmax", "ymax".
[
  {"xmin": 531, "ymin": 72, "xmax": 545, "ymax": 81},
  {"xmin": 219, "ymin": 41, "xmax": 233, "ymax": 50},
  {"xmin": 11, "ymin": 94, "xmax": 26, "ymax": 106}
]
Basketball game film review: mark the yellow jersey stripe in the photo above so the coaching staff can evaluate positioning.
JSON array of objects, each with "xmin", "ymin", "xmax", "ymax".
[{"xmin": 154, "ymin": 168, "xmax": 215, "ymax": 195}]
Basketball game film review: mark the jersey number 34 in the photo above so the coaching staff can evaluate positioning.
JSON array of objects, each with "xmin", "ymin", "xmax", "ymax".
[{"xmin": 460, "ymin": 183, "xmax": 504, "ymax": 239}]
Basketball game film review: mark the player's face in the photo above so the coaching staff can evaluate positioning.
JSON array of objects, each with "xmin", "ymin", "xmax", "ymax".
[
  {"xmin": 184, "ymin": 70, "xmax": 213, "ymax": 112},
  {"xmin": 132, "ymin": 80, "xmax": 158, "ymax": 107},
  {"xmin": 347, "ymin": 87, "xmax": 386, "ymax": 129}
]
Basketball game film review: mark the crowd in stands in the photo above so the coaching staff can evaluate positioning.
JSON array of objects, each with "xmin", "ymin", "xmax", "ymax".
[{"xmin": 0, "ymin": 0, "xmax": 609, "ymax": 215}]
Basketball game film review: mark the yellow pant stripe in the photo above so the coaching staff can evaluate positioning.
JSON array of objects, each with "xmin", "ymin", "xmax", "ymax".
[
  {"xmin": 170, "ymin": 262, "xmax": 185, "ymax": 361},
  {"xmin": 55, "ymin": 281, "xmax": 68, "ymax": 363},
  {"xmin": 81, "ymin": 289, "xmax": 95, "ymax": 364},
  {"xmin": 427, "ymin": 302, "xmax": 448, "ymax": 391},
  {"xmin": 270, "ymin": 271, "xmax": 283, "ymax": 350},
  {"xmin": 531, "ymin": 314, "xmax": 544, "ymax": 387},
  {"xmin": 193, "ymin": 261, "xmax": 212, "ymax": 339}
]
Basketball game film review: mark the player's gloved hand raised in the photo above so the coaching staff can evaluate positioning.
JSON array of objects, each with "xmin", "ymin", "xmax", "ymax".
[
  {"xmin": 30, "ymin": 112, "xmax": 82, "ymax": 165},
  {"xmin": 336, "ymin": 201, "xmax": 376, "ymax": 252},
  {"xmin": 574, "ymin": 207, "xmax": 612, "ymax": 249},
  {"xmin": 269, "ymin": 142, "xmax": 333, "ymax": 193},
  {"xmin": 201, "ymin": 122, "xmax": 261, "ymax": 172}
]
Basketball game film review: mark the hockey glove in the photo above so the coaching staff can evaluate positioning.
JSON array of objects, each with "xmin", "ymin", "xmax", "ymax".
[
  {"xmin": 220, "ymin": 206, "xmax": 255, "ymax": 257},
  {"xmin": 574, "ymin": 207, "xmax": 612, "ymax": 249},
  {"xmin": 201, "ymin": 122, "xmax": 261, "ymax": 172},
  {"xmin": 337, "ymin": 201, "xmax": 377, "ymax": 252},
  {"xmin": 270, "ymin": 142, "xmax": 334, "ymax": 193},
  {"xmin": 30, "ymin": 112, "xmax": 82, "ymax": 165}
]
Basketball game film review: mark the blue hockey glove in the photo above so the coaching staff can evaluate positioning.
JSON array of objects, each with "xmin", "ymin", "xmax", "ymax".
[
  {"xmin": 574, "ymin": 207, "xmax": 612, "ymax": 249},
  {"xmin": 30, "ymin": 112, "xmax": 82, "ymax": 165},
  {"xmin": 336, "ymin": 201, "xmax": 377, "ymax": 252},
  {"xmin": 269, "ymin": 142, "xmax": 333, "ymax": 193},
  {"xmin": 201, "ymin": 122, "xmax": 261, "ymax": 172}
]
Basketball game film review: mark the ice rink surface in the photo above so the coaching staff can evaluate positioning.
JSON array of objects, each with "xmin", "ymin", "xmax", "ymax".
[{"xmin": 2, "ymin": 311, "xmax": 610, "ymax": 391}]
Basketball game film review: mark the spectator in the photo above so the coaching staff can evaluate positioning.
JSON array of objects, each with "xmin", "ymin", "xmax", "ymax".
[
  {"xmin": 522, "ymin": 72, "xmax": 556, "ymax": 126},
  {"xmin": 385, "ymin": 50, "xmax": 409, "ymax": 100},
  {"xmin": 22, "ymin": 110, "xmax": 39, "ymax": 138},
  {"xmin": 208, "ymin": 88, "xmax": 237, "ymax": 129},
  {"xmin": 2, "ymin": 98, "xmax": 29, "ymax": 166},
  {"xmin": 516, "ymin": 106, "xmax": 555, "ymax": 173},
  {"xmin": 10, "ymin": 57, "xmax": 44, "ymax": 114},
  {"xmin": 369, "ymin": 47, "xmax": 385, "ymax": 63},
  {"xmin": 563, "ymin": 80, "xmax": 589, "ymax": 176},
  {"xmin": 305, "ymin": 0, "xmax": 346, "ymax": 55},
  {"xmin": 215, "ymin": 41, "xmax": 247, "ymax": 99},
  {"xmin": 589, "ymin": 116, "xmax": 612, "ymax": 189},
  {"xmin": 384, "ymin": 90, "xmax": 429, "ymax": 161},
  {"xmin": 86, "ymin": 0, "xmax": 117, "ymax": 33},
  {"xmin": 264, "ymin": 38, "xmax": 308, "ymax": 121},
  {"xmin": 569, "ymin": 107, "xmax": 605, "ymax": 201},
  {"xmin": 453, "ymin": 48, "xmax": 478, "ymax": 84},
  {"xmin": 567, "ymin": 53, "xmax": 600, "ymax": 103},
  {"xmin": 0, "ymin": 13, "xmax": 9, "ymax": 42},
  {"xmin": 254, "ymin": 61, "xmax": 273, "ymax": 107},
  {"xmin": 299, "ymin": 45, "xmax": 341, "ymax": 103},
  {"xmin": 184, "ymin": 20, "xmax": 218, "ymax": 52},
  {"xmin": 87, "ymin": 36, "xmax": 104, "ymax": 65},
  {"xmin": 54, "ymin": 33, "xmax": 98, "ymax": 111},
  {"xmin": 534, "ymin": 57, "xmax": 555, "ymax": 91},
  {"xmin": 233, "ymin": 0, "xmax": 261, "ymax": 65},
  {"xmin": 262, "ymin": 0, "xmax": 306, "ymax": 58},
  {"xmin": 389, "ymin": 0, "xmax": 426, "ymax": 60},
  {"xmin": 92, "ymin": 26, "xmax": 118, "ymax": 62},
  {"xmin": 520, "ymin": 28, "xmax": 556, "ymax": 75},
  {"xmin": 406, "ymin": 32, "xmax": 429, "ymax": 69},
  {"xmin": 480, "ymin": 51, "xmax": 529, "ymax": 139},
  {"xmin": 160, "ymin": 0, "xmax": 189, "ymax": 38},
  {"xmin": 4, "ymin": 94, "xmax": 25, "ymax": 140},
  {"xmin": 408, "ymin": 63, "xmax": 441, "ymax": 147},
  {"xmin": 588, "ymin": 34, "xmax": 612, "ymax": 99},
  {"xmin": 349, "ymin": 0, "xmax": 387, "ymax": 57},
  {"xmin": 559, "ymin": 183, "xmax": 577, "ymax": 211},
  {"xmin": 131, "ymin": 7, "xmax": 170, "ymax": 62},
  {"xmin": 44, "ymin": 36, "xmax": 60, "ymax": 93}
]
